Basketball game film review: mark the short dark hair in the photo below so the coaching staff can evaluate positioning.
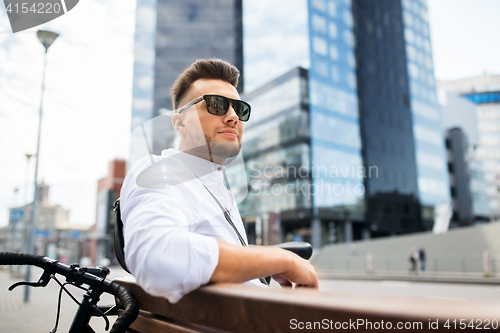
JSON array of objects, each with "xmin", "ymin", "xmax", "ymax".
[{"xmin": 171, "ymin": 58, "xmax": 240, "ymax": 110}]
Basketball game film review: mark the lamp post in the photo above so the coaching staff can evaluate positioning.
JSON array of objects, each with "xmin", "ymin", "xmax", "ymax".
[
  {"xmin": 24, "ymin": 29, "xmax": 59, "ymax": 303},
  {"xmin": 24, "ymin": 154, "xmax": 32, "ymax": 205},
  {"xmin": 19, "ymin": 154, "xmax": 32, "ymax": 277}
]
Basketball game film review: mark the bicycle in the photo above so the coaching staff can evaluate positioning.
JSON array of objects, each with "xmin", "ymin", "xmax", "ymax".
[{"xmin": 0, "ymin": 252, "xmax": 139, "ymax": 333}]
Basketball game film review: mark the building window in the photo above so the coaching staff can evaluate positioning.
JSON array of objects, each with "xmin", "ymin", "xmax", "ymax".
[
  {"xmin": 343, "ymin": 10, "xmax": 353, "ymax": 27},
  {"xmin": 327, "ymin": 0, "xmax": 336, "ymax": 17},
  {"xmin": 329, "ymin": 44, "xmax": 338, "ymax": 60},
  {"xmin": 313, "ymin": 36, "xmax": 328, "ymax": 56},
  {"xmin": 346, "ymin": 51, "xmax": 356, "ymax": 68},
  {"xmin": 312, "ymin": 14, "xmax": 327, "ymax": 33},
  {"xmin": 347, "ymin": 71, "xmax": 357, "ymax": 90},
  {"xmin": 408, "ymin": 62, "xmax": 419, "ymax": 79},
  {"xmin": 404, "ymin": 28, "xmax": 415, "ymax": 44},
  {"xmin": 312, "ymin": 0, "xmax": 326, "ymax": 12},
  {"xmin": 314, "ymin": 59, "xmax": 329, "ymax": 77},
  {"xmin": 344, "ymin": 30, "xmax": 355, "ymax": 47},
  {"xmin": 331, "ymin": 65, "xmax": 340, "ymax": 82},
  {"xmin": 328, "ymin": 22, "xmax": 338, "ymax": 39}
]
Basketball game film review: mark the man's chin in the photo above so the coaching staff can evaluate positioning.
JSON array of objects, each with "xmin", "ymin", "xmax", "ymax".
[{"xmin": 208, "ymin": 141, "xmax": 241, "ymax": 159}]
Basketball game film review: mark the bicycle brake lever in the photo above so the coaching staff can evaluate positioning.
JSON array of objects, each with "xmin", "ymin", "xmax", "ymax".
[
  {"xmin": 8, "ymin": 270, "xmax": 51, "ymax": 291},
  {"xmin": 89, "ymin": 304, "xmax": 110, "ymax": 331}
]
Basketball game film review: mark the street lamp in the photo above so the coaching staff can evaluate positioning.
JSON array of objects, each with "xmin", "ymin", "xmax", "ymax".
[{"xmin": 24, "ymin": 29, "xmax": 59, "ymax": 303}]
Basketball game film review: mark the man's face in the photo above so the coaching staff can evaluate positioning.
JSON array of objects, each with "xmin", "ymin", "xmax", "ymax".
[{"xmin": 174, "ymin": 79, "xmax": 245, "ymax": 162}]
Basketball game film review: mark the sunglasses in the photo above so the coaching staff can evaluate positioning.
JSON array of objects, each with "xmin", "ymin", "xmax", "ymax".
[{"xmin": 177, "ymin": 94, "xmax": 251, "ymax": 122}]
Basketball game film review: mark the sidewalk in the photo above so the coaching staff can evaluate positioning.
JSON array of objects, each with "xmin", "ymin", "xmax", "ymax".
[
  {"xmin": 317, "ymin": 270, "xmax": 500, "ymax": 285},
  {"xmin": 0, "ymin": 266, "xmax": 129, "ymax": 333}
]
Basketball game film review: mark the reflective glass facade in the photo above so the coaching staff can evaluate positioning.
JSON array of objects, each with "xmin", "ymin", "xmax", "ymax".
[
  {"xmin": 352, "ymin": 0, "xmax": 421, "ymax": 235},
  {"xmin": 308, "ymin": 0, "xmax": 365, "ymax": 222},
  {"xmin": 240, "ymin": 68, "xmax": 312, "ymax": 217},
  {"xmin": 243, "ymin": 0, "xmax": 451, "ymax": 243},
  {"xmin": 131, "ymin": 0, "xmax": 244, "ymax": 154},
  {"xmin": 243, "ymin": 0, "xmax": 365, "ymax": 246},
  {"xmin": 130, "ymin": 0, "xmax": 158, "ymax": 156},
  {"xmin": 401, "ymin": 0, "xmax": 450, "ymax": 221}
]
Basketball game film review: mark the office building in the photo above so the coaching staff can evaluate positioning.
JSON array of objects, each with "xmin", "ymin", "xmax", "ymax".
[
  {"xmin": 354, "ymin": 0, "xmax": 450, "ymax": 232},
  {"xmin": 7, "ymin": 183, "xmax": 89, "ymax": 266},
  {"xmin": 243, "ymin": 0, "xmax": 364, "ymax": 247},
  {"xmin": 241, "ymin": 0, "xmax": 449, "ymax": 246},
  {"xmin": 92, "ymin": 159, "xmax": 126, "ymax": 265},
  {"xmin": 439, "ymin": 75, "xmax": 500, "ymax": 220},
  {"xmin": 8, "ymin": 183, "xmax": 70, "ymax": 256},
  {"xmin": 440, "ymin": 92, "xmax": 490, "ymax": 226},
  {"xmin": 445, "ymin": 128, "xmax": 489, "ymax": 225},
  {"xmin": 130, "ymin": 0, "xmax": 243, "ymax": 155}
]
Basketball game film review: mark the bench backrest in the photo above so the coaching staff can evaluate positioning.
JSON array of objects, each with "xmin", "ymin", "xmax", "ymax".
[{"xmin": 113, "ymin": 199, "xmax": 130, "ymax": 273}]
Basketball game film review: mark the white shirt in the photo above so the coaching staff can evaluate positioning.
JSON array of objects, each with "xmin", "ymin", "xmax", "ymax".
[{"xmin": 120, "ymin": 148, "xmax": 264, "ymax": 303}]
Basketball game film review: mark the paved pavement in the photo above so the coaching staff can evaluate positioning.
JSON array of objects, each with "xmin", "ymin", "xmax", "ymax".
[
  {"xmin": 0, "ymin": 265, "xmax": 130, "ymax": 333},
  {"xmin": 319, "ymin": 279, "xmax": 500, "ymax": 303},
  {"xmin": 317, "ymin": 270, "xmax": 500, "ymax": 285}
]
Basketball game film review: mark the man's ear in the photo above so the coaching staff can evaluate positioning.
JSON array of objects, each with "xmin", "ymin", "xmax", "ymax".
[{"xmin": 172, "ymin": 114, "xmax": 186, "ymax": 134}]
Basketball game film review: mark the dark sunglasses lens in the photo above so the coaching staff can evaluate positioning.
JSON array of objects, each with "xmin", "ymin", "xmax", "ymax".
[
  {"xmin": 234, "ymin": 102, "xmax": 250, "ymax": 121},
  {"xmin": 206, "ymin": 96, "xmax": 229, "ymax": 116}
]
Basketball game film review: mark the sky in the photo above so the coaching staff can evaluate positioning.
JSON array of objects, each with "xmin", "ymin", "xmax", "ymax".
[
  {"xmin": 0, "ymin": 0, "xmax": 136, "ymax": 226},
  {"xmin": 427, "ymin": 0, "xmax": 500, "ymax": 80},
  {"xmin": 0, "ymin": 0, "xmax": 499, "ymax": 227}
]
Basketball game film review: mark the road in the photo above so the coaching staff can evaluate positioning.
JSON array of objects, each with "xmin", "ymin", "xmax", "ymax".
[
  {"xmin": 319, "ymin": 279, "xmax": 500, "ymax": 303},
  {"xmin": 1, "ymin": 267, "xmax": 500, "ymax": 332}
]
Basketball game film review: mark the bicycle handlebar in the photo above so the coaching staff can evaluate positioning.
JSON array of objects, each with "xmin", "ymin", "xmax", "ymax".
[
  {"xmin": 0, "ymin": 252, "xmax": 139, "ymax": 333},
  {"xmin": 272, "ymin": 242, "xmax": 313, "ymax": 260}
]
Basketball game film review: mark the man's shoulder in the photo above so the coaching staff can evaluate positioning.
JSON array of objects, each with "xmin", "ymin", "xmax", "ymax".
[{"xmin": 124, "ymin": 149, "xmax": 206, "ymax": 197}]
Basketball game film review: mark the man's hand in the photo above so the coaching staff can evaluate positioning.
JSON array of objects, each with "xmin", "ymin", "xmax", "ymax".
[
  {"xmin": 210, "ymin": 239, "xmax": 318, "ymax": 289},
  {"xmin": 271, "ymin": 252, "xmax": 318, "ymax": 288}
]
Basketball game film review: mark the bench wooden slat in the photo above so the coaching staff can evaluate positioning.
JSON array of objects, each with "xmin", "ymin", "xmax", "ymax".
[
  {"xmin": 115, "ymin": 278, "xmax": 500, "ymax": 332},
  {"xmin": 119, "ymin": 309, "xmax": 228, "ymax": 333}
]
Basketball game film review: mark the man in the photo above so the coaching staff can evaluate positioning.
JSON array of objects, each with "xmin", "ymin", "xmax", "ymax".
[
  {"xmin": 120, "ymin": 58, "xmax": 318, "ymax": 303},
  {"xmin": 419, "ymin": 246, "xmax": 426, "ymax": 274}
]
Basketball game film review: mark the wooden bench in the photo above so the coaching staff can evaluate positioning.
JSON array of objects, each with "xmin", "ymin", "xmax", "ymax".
[{"xmin": 114, "ymin": 277, "xmax": 500, "ymax": 332}]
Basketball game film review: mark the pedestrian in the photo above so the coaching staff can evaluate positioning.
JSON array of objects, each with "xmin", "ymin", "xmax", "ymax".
[
  {"xmin": 419, "ymin": 246, "xmax": 426, "ymax": 274},
  {"xmin": 409, "ymin": 246, "xmax": 418, "ymax": 274}
]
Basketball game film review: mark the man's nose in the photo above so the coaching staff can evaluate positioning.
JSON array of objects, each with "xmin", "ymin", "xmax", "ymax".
[{"xmin": 223, "ymin": 103, "xmax": 239, "ymax": 123}]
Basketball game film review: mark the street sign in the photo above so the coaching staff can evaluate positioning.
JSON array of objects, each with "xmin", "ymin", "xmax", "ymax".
[
  {"xmin": 35, "ymin": 230, "xmax": 52, "ymax": 237},
  {"xmin": 10, "ymin": 208, "xmax": 25, "ymax": 222}
]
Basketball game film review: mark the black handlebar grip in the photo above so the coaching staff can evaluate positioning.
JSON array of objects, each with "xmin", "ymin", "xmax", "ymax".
[
  {"xmin": 106, "ymin": 282, "xmax": 139, "ymax": 333},
  {"xmin": 0, "ymin": 252, "xmax": 53, "ymax": 269},
  {"xmin": 272, "ymin": 242, "xmax": 313, "ymax": 260}
]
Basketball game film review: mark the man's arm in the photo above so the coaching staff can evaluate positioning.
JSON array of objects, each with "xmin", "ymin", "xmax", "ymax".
[{"xmin": 210, "ymin": 238, "xmax": 318, "ymax": 288}]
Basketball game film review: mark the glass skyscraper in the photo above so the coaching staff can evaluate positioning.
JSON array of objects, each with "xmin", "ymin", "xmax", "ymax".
[
  {"xmin": 131, "ymin": 0, "xmax": 243, "ymax": 154},
  {"xmin": 242, "ymin": 0, "xmax": 450, "ymax": 245},
  {"xmin": 353, "ymin": 0, "xmax": 450, "ymax": 234},
  {"xmin": 353, "ymin": 0, "xmax": 422, "ymax": 236},
  {"xmin": 400, "ymin": 0, "xmax": 450, "ymax": 226},
  {"xmin": 243, "ymin": 0, "xmax": 365, "ymax": 246}
]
